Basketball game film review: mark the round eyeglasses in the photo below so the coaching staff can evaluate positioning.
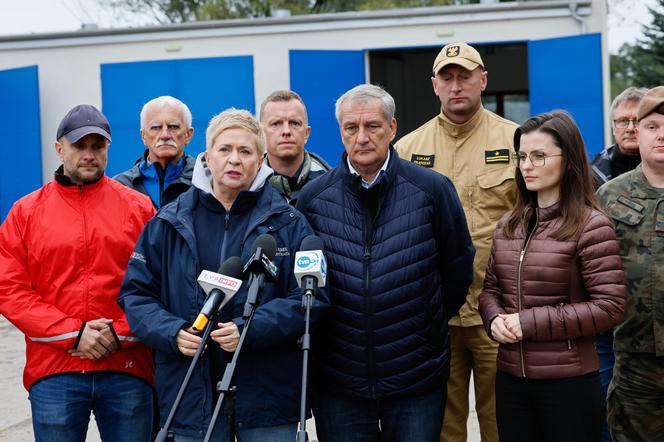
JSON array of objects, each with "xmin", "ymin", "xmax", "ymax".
[{"xmin": 512, "ymin": 152, "xmax": 563, "ymax": 167}]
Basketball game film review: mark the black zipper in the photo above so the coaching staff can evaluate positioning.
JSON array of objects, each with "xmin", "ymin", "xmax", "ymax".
[
  {"xmin": 362, "ymin": 200, "xmax": 376, "ymax": 397},
  {"xmin": 156, "ymin": 163, "xmax": 165, "ymax": 207}
]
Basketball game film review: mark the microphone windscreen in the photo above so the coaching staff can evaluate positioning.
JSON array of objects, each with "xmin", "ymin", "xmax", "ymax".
[
  {"xmin": 218, "ymin": 256, "xmax": 244, "ymax": 279},
  {"xmin": 300, "ymin": 234, "xmax": 324, "ymax": 252},
  {"xmin": 251, "ymin": 233, "xmax": 277, "ymax": 260}
]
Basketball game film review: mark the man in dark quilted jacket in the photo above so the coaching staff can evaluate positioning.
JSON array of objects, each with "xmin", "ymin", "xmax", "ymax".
[{"xmin": 296, "ymin": 84, "xmax": 475, "ymax": 442}]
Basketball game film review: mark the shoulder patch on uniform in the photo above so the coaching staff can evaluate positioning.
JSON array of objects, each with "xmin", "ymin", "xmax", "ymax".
[
  {"xmin": 617, "ymin": 195, "xmax": 644, "ymax": 213},
  {"xmin": 485, "ymin": 149, "xmax": 510, "ymax": 164},
  {"xmin": 410, "ymin": 154, "xmax": 435, "ymax": 168}
]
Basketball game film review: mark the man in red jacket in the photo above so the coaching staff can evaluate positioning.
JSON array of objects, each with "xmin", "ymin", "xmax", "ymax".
[{"xmin": 0, "ymin": 105, "xmax": 156, "ymax": 442}]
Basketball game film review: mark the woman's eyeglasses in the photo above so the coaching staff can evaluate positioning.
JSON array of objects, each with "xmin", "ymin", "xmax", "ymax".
[{"xmin": 512, "ymin": 152, "xmax": 563, "ymax": 167}]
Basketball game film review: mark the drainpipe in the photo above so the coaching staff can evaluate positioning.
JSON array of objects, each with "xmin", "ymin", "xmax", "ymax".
[{"xmin": 569, "ymin": 3, "xmax": 588, "ymax": 34}]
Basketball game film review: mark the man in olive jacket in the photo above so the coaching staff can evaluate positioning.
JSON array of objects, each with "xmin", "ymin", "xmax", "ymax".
[{"xmin": 396, "ymin": 42, "xmax": 516, "ymax": 442}]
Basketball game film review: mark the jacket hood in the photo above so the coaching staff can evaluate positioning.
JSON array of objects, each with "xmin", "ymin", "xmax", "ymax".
[{"xmin": 191, "ymin": 151, "xmax": 274, "ymax": 194}]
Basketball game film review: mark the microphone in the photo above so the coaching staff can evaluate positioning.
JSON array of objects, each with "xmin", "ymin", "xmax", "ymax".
[
  {"xmin": 192, "ymin": 256, "xmax": 244, "ymax": 331},
  {"xmin": 242, "ymin": 234, "xmax": 279, "ymax": 318},
  {"xmin": 294, "ymin": 235, "xmax": 327, "ymax": 298},
  {"xmin": 242, "ymin": 233, "xmax": 278, "ymax": 281}
]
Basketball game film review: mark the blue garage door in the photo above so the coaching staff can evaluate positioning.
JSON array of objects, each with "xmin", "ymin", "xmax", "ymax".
[
  {"xmin": 101, "ymin": 56, "xmax": 255, "ymax": 176},
  {"xmin": 528, "ymin": 34, "xmax": 604, "ymax": 157},
  {"xmin": 0, "ymin": 66, "xmax": 42, "ymax": 221},
  {"xmin": 290, "ymin": 50, "xmax": 365, "ymax": 166}
]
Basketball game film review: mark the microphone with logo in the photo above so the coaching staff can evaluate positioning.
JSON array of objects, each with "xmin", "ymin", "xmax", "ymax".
[
  {"xmin": 294, "ymin": 234, "xmax": 327, "ymax": 442},
  {"xmin": 193, "ymin": 257, "xmax": 244, "ymax": 331},
  {"xmin": 294, "ymin": 234, "xmax": 327, "ymax": 304},
  {"xmin": 156, "ymin": 256, "xmax": 243, "ymax": 442}
]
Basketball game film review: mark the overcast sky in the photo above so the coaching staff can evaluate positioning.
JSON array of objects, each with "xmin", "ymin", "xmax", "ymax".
[{"xmin": 0, "ymin": 0, "xmax": 656, "ymax": 53}]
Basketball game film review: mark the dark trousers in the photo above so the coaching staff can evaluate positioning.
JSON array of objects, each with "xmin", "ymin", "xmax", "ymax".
[
  {"xmin": 596, "ymin": 330, "xmax": 615, "ymax": 442},
  {"xmin": 29, "ymin": 372, "xmax": 153, "ymax": 442},
  {"xmin": 313, "ymin": 387, "xmax": 445, "ymax": 442},
  {"xmin": 495, "ymin": 370, "xmax": 603, "ymax": 442}
]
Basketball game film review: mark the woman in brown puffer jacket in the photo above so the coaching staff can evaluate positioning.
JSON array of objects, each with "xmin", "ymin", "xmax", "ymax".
[{"xmin": 479, "ymin": 111, "xmax": 627, "ymax": 442}]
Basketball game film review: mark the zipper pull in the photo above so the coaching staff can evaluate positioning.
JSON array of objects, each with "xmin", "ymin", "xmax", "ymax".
[
  {"xmin": 224, "ymin": 213, "xmax": 230, "ymax": 230},
  {"xmin": 519, "ymin": 250, "xmax": 525, "ymax": 262}
]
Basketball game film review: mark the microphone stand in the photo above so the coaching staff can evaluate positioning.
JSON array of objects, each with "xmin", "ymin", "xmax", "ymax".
[
  {"xmin": 203, "ymin": 274, "xmax": 263, "ymax": 442},
  {"xmin": 296, "ymin": 285, "xmax": 317, "ymax": 442},
  {"xmin": 155, "ymin": 310, "xmax": 218, "ymax": 442}
]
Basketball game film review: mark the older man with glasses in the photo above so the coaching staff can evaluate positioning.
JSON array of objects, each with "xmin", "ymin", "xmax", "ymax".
[{"xmin": 591, "ymin": 87, "xmax": 648, "ymax": 187}]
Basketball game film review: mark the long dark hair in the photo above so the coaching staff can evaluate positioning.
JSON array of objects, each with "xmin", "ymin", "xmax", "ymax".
[{"xmin": 504, "ymin": 111, "xmax": 601, "ymax": 241}]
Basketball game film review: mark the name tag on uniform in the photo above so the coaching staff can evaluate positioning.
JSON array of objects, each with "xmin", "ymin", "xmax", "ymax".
[
  {"xmin": 411, "ymin": 154, "xmax": 435, "ymax": 168},
  {"xmin": 485, "ymin": 149, "xmax": 510, "ymax": 164},
  {"xmin": 617, "ymin": 196, "xmax": 644, "ymax": 213}
]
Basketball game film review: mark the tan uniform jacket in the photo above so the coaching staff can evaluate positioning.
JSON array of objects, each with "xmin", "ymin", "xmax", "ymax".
[{"xmin": 396, "ymin": 107, "xmax": 517, "ymax": 326}]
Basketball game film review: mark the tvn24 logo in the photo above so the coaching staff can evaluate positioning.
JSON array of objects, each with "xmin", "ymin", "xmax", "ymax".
[
  {"xmin": 296, "ymin": 251, "xmax": 326, "ymax": 273},
  {"xmin": 296, "ymin": 252, "xmax": 320, "ymax": 270}
]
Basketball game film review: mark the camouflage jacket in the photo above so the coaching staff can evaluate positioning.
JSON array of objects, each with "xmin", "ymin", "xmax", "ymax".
[{"xmin": 596, "ymin": 165, "xmax": 664, "ymax": 355}]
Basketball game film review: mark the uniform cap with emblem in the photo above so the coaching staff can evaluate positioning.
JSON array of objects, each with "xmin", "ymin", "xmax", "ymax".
[
  {"xmin": 433, "ymin": 42, "xmax": 485, "ymax": 75},
  {"xmin": 56, "ymin": 104, "xmax": 112, "ymax": 143},
  {"xmin": 636, "ymin": 85, "xmax": 664, "ymax": 121}
]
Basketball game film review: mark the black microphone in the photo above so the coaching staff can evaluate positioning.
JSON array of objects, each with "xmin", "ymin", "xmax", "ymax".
[
  {"xmin": 192, "ymin": 256, "xmax": 244, "ymax": 331},
  {"xmin": 294, "ymin": 235, "xmax": 327, "ymax": 298},
  {"xmin": 242, "ymin": 233, "xmax": 278, "ymax": 281},
  {"xmin": 242, "ymin": 234, "xmax": 279, "ymax": 318}
]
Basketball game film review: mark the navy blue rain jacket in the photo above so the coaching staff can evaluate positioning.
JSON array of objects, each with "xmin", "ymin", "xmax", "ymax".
[
  {"xmin": 296, "ymin": 147, "xmax": 474, "ymax": 399},
  {"xmin": 118, "ymin": 182, "xmax": 329, "ymax": 438}
]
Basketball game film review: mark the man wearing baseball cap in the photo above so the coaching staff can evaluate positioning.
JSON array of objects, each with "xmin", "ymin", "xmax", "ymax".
[
  {"xmin": 396, "ymin": 42, "xmax": 517, "ymax": 442},
  {"xmin": 0, "ymin": 104, "xmax": 156, "ymax": 441},
  {"xmin": 596, "ymin": 86, "xmax": 664, "ymax": 442}
]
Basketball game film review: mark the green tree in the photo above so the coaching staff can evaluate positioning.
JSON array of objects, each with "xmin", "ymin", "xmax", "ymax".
[
  {"xmin": 610, "ymin": 44, "xmax": 637, "ymax": 99},
  {"xmin": 107, "ymin": 0, "xmax": 454, "ymax": 22},
  {"xmin": 611, "ymin": 0, "xmax": 664, "ymax": 97},
  {"xmin": 627, "ymin": 0, "xmax": 664, "ymax": 88}
]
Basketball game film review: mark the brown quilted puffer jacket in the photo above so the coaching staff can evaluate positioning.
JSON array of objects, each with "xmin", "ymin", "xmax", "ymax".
[{"xmin": 479, "ymin": 203, "xmax": 626, "ymax": 379}]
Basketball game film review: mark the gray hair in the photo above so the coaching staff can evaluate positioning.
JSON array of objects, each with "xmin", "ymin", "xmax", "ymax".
[
  {"xmin": 205, "ymin": 108, "xmax": 266, "ymax": 156},
  {"xmin": 335, "ymin": 84, "xmax": 395, "ymax": 124},
  {"xmin": 610, "ymin": 87, "xmax": 649, "ymax": 118},
  {"xmin": 140, "ymin": 96, "xmax": 193, "ymax": 129}
]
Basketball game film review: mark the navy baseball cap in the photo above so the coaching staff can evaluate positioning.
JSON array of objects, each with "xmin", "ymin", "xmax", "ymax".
[{"xmin": 56, "ymin": 105, "xmax": 112, "ymax": 143}]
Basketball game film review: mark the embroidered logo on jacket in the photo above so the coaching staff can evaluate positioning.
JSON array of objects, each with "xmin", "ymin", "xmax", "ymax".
[
  {"xmin": 485, "ymin": 149, "xmax": 510, "ymax": 164},
  {"xmin": 130, "ymin": 252, "xmax": 146, "ymax": 263}
]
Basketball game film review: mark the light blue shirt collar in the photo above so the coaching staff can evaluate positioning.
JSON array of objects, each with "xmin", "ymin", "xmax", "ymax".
[{"xmin": 347, "ymin": 150, "xmax": 390, "ymax": 189}]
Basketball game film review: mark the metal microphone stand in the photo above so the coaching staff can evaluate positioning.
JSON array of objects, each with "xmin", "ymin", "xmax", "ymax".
[
  {"xmin": 203, "ymin": 274, "xmax": 263, "ymax": 442},
  {"xmin": 155, "ymin": 311, "xmax": 218, "ymax": 442},
  {"xmin": 296, "ymin": 286, "xmax": 317, "ymax": 442}
]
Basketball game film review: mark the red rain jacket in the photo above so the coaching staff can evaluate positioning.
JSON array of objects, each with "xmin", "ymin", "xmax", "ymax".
[{"xmin": 0, "ymin": 175, "xmax": 155, "ymax": 389}]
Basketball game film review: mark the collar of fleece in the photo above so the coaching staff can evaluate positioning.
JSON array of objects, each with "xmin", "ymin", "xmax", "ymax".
[{"xmin": 191, "ymin": 151, "xmax": 274, "ymax": 195}]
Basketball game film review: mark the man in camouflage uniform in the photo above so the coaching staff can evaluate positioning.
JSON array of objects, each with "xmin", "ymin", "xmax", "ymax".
[{"xmin": 596, "ymin": 85, "xmax": 664, "ymax": 442}]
